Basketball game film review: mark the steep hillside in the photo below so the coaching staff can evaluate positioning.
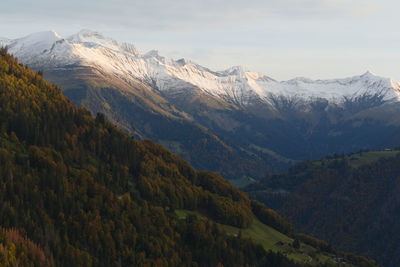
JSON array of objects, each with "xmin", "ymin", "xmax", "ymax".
[
  {"xmin": 0, "ymin": 47, "xmax": 285, "ymax": 266},
  {"xmin": 246, "ymin": 150, "xmax": 400, "ymax": 266},
  {"xmin": 0, "ymin": 48, "xmax": 377, "ymax": 266}
]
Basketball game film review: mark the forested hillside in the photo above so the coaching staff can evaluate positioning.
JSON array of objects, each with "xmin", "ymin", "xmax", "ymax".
[
  {"xmin": 0, "ymin": 228, "xmax": 53, "ymax": 266},
  {"xmin": 247, "ymin": 150, "xmax": 400, "ymax": 266},
  {"xmin": 0, "ymin": 47, "xmax": 295, "ymax": 266},
  {"xmin": 0, "ymin": 48, "xmax": 377, "ymax": 266}
]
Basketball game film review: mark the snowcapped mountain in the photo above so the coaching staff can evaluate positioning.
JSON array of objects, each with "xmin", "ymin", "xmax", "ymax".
[
  {"xmin": 4, "ymin": 29, "xmax": 400, "ymax": 182},
  {"xmin": 4, "ymin": 30, "xmax": 400, "ymax": 108},
  {"xmin": 267, "ymin": 71, "xmax": 400, "ymax": 103}
]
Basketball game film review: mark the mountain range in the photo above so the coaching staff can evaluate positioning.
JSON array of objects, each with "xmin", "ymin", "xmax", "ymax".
[
  {"xmin": 2, "ymin": 30, "xmax": 400, "ymax": 105},
  {"xmin": 3, "ymin": 30, "xmax": 400, "ymax": 183}
]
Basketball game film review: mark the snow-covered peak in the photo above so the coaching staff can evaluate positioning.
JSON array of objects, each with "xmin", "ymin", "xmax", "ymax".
[
  {"xmin": 266, "ymin": 72, "xmax": 400, "ymax": 102},
  {"xmin": 67, "ymin": 29, "xmax": 139, "ymax": 55},
  {"xmin": 5, "ymin": 31, "xmax": 77, "ymax": 68},
  {"xmin": 21, "ymin": 30, "xmax": 61, "ymax": 43},
  {"xmin": 18, "ymin": 31, "xmax": 61, "ymax": 44},
  {"xmin": 5, "ymin": 31, "xmax": 72, "ymax": 68},
  {"xmin": 5, "ymin": 29, "xmax": 400, "ymax": 106},
  {"xmin": 10, "ymin": 31, "xmax": 62, "ymax": 52},
  {"xmin": 69, "ymin": 29, "xmax": 113, "ymax": 47}
]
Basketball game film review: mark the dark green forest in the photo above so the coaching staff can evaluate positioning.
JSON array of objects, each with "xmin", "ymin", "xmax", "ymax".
[{"xmin": 247, "ymin": 150, "xmax": 400, "ymax": 267}]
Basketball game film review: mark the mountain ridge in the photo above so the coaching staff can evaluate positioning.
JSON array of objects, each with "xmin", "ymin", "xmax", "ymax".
[{"xmin": 2, "ymin": 30, "xmax": 400, "ymax": 108}]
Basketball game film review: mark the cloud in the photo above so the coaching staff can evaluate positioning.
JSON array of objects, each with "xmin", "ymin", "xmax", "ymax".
[{"xmin": 0, "ymin": 0, "xmax": 381, "ymax": 34}]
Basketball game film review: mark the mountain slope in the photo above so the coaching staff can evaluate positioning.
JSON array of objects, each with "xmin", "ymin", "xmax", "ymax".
[
  {"xmin": 4, "ymin": 30, "xmax": 400, "ymax": 182},
  {"xmin": 246, "ymin": 150, "xmax": 400, "ymax": 266},
  {"xmin": 0, "ymin": 47, "xmax": 379, "ymax": 266},
  {"xmin": 0, "ymin": 46, "xmax": 379, "ymax": 267},
  {"xmin": 0, "ymin": 46, "xmax": 282, "ymax": 266}
]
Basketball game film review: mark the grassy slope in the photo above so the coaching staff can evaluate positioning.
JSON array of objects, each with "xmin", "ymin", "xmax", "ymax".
[
  {"xmin": 346, "ymin": 150, "xmax": 399, "ymax": 167},
  {"xmin": 313, "ymin": 150, "xmax": 400, "ymax": 168},
  {"xmin": 175, "ymin": 210, "xmax": 349, "ymax": 266}
]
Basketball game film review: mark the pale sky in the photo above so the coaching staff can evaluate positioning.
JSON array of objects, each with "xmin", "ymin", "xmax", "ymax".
[{"xmin": 1, "ymin": 0, "xmax": 399, "ymax": 81}]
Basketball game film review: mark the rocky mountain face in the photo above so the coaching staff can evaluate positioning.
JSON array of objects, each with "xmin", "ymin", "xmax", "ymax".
[{"xmin": 3, "ymin": 30, "xmax": 400, "ymax": 182}]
